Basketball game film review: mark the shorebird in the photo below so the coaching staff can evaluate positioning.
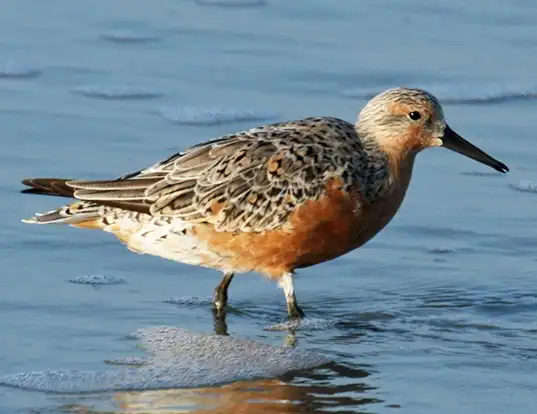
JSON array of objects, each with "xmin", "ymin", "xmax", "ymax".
[{"xmin": 21, "ymin": 88, "xmax": 508, "ymax": 318}]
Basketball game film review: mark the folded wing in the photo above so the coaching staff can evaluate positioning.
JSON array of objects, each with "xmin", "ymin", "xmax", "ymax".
[{"xmin": 54, "ymin": 118, "xmax": 362, "ymax": 232}]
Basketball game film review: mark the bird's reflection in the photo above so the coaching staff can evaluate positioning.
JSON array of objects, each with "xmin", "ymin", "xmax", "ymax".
[
  {"xmin": 212, "ymin": 309, "xmax": 229, "ymax": 336},
  {"xmin": 61, "ymin": 361, "xmax": 379, "ymax": 414},
  {"xmin": 212, "ymin": 308, "xmax": 298, "ymax": 347},
  {"xmin": 50, "ymin": 304, "xmax": 383, "ymax": 414}
]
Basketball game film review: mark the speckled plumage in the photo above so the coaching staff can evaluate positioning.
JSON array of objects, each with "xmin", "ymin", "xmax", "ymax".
[
  {"xmin": 21, "ymin": 87, "xmax": 509, "ymax": 317},
  {"xmin": 69, "ymin": 116, "xmax": 390, "ymax": 231}
]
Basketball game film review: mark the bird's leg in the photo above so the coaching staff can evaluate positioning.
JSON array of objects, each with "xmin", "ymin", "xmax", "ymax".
[
  {"xmin": 278, "ymin": 272, "xmax": 305, "ymax": 318},
  {"xmin": 212, "ymin": 271, "xmax": 235, "ymax": 313}
]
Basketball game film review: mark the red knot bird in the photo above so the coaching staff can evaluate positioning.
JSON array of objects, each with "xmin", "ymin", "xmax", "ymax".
[{"xmin": 21, "ymin": 87, "xmax": 509, "ymax": 318}]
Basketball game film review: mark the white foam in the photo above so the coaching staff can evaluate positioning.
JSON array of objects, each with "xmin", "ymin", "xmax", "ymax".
[
  {"xmin": 509, "ymin": 180, "xmax": 537, "ymax": 194},
  {"xmin": 68, "ymin": 274, "xmax": 126, "ymax": 285},
  {"xmin": 0, "ymin": 327, "xmax": 328, "ymax": 393}
]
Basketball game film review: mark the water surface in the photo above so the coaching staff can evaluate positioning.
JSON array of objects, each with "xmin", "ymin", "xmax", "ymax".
[{"xmin": 1, "ymin": 0, "xmax": 537, "ymax": 413}]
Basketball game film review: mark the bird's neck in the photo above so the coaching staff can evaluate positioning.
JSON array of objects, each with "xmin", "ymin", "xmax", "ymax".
[
  {"xmin": 360, "ymin": 135, "xmax": 418, "ymax": 203},
  {"xmin": 386, "ymin": 147, "xmax": 417, "ymax": 195}
]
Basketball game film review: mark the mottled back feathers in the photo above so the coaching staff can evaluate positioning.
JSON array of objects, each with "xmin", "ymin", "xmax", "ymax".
[{"xmin": 67, "ymin": 117, "xmax": 380, "ymax": 233}]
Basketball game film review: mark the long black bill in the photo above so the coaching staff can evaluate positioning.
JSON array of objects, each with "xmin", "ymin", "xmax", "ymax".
[{"xmin": 442, "ymin": 125, "xmax": 509, "ymax": 173}]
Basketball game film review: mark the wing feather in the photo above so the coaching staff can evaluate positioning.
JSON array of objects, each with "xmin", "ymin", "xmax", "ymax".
[{"xmin": 68, "ymin": 117, "xmax": 365, "ymax": 232}]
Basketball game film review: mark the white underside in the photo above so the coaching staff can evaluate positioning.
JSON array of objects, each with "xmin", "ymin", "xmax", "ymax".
[{"xmin": 103, "ymin": 215, "xmax": 237, "ymax": 273}]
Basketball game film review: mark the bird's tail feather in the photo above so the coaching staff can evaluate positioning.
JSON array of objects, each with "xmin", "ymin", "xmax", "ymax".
[
  {"xmin": 21, "ymin": 176, "xmax": 150, "ymax": 215},
  {"xmin": 22, "ymin": 201, "xmax": 103, "ymax": 225},
  {"xmin": 21, "ymin": 178, "xmax": 75, "ymax": 198},
  {"xmin": 20, "ymin": 177, "xmax": 99, "ymax": 225}
]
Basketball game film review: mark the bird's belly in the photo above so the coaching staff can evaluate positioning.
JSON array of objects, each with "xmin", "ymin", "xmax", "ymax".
[
  {"xmin": 192, "ymin": 186, "xmax": 406, "ymax": 278},
  {"xmin": 294, "ymin": 197, "xmax": 403, "ymax": 268}
]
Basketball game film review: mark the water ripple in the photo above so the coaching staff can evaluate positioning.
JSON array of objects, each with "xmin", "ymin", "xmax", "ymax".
[
  {"xmin": 194, "ymin": 0, "xmax": 268, "ymax": 7},
  {"xmin": 428, "ymin": 247, "xmax": 458, "ymax": 255},
  {"xmin": 461, "ymin": 171, "xmax": 507, "ymax": 177},
  {"xmin": 0, "ymin": 61, "xmax": 41, "ymax": 79},
  {"xmin": 100, "ymin": 30, "xmax": 162, "ymax": 43},
  {"xmin": 71, "ymin": 85, "xmax": 164, "ymax": 100},
  {"xmin": 342, "ymin": 82, "xmax": 537, "ymax": 104},
  {"xmin": 265, "ymin": 317, "xmax": 339, "ymax": 332},
  {"xmin": 163, "ymin": 296, "xmax": 213, "ymax": 306},
  {"xmin": 158, "ymin": 106, "xmax": 277, "ymax": 126}
]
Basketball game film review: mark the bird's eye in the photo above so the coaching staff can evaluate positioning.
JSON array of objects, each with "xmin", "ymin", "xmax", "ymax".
[{"xmin": 408, "ymin": 111, "xmax": 421, "ymax": 121}]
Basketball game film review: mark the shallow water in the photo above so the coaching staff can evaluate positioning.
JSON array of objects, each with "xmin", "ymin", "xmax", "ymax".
[{"xmin": 2, "ymin": 0, "xmax": 537, "ymax": 412}]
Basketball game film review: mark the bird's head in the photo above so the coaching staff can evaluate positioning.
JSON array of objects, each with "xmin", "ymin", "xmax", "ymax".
[{"xmin": 356, "ymin": 87, "xmax": 508, "ymax": 173}]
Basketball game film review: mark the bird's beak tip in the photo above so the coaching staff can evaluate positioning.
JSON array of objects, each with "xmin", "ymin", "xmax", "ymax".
[
  {"xmin": 442, "ymin": 125, "xmax": 509, "ymax": 174},
  {"xmin": 496, "ymin": 162, "xmax": 509, "ymax": 174}
]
